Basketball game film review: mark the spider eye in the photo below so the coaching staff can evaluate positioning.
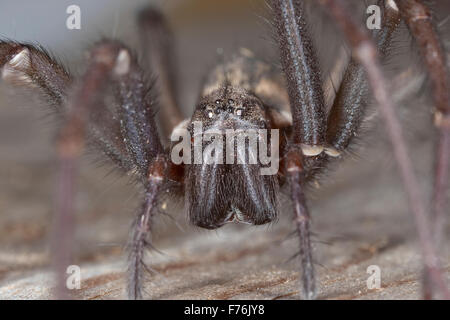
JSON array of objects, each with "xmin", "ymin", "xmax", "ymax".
[
  {"xmin": 235, "ymin": 108, "xmax": 243, "ymax": 116},
  {"xmin": 207, "ymin": 110, "xmax": 214, "ymax": 118}
]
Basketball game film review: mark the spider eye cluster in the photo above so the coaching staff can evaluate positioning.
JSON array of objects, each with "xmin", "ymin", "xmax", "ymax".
[{"xmin": 205, "ymin": 98, "xmax": 244, "ymax": 118}]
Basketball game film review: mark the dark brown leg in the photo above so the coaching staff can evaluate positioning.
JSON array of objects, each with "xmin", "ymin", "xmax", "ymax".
[
  {"xmin": 272, "ymin": 0, "xmax": 327, "ymax": 155},
  {"xmin": 127, "ymin": 156, "xmax": 167, "ymax": 300},
  {"xmin": 138, "ymin": 8, "xmax": 183, "ymax": 137},
  {"xmin": 326, "ymin": 1, "xmax": 401, "ymax": 152},
  {"xmin": 112, "ymin": 45, "xmax": 164, "ymax": 180},
  {"xmin": 1, "ymin": 40, "xmax": 168, "ymax": 299},
  {"xmin": 286, "ymin": 147, "xmax": 316, "ymax": 299},
  {"xmin": 58, "ymin": 41, "xmax": 166, "ymax": 300},
  {"xmin": 0, "ymin": 41, "xmax": 123, "ymax": 298},
  {"xmin": 107, "ymin": 42, "xmax": 168, "ymax": 300},
  {"xmin": 55, "ymin": 41, "xmax": 125, "ymax": 298},
  {"xmin": 395, "ymin": 0, "xmax": 450, "ymax": 299},
  {"xmin": 0, "ymin": 40, "xmax": 134, "ymax": 173},
  {"xmin": 272, "ymin": 0, "xmax": 328, "ymax": 299},
  {"xmin": 318, "ymin": 0, "xmax": 450, "ymax": 299},
  {"xmin": 0, "ymin": 41, "xmax": 71, "ymax": 107}
]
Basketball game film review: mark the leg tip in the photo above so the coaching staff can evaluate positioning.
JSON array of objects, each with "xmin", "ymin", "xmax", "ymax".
[
  {"xmin": 114, "ymin": 49, "xmax": 131, "ymax": 76},
  {"xmin": 324, "ymin": 146, "xmax": 341, "ymax": 157},
  {"xmin": 301, "ymin": 144, "xmax": 324, "ymax": 156}
]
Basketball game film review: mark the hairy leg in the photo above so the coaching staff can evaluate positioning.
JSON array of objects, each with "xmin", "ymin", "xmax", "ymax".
[
  {"xmin": 0, "ymin": 40, "xmax": 135, "ymax": 173},
  {"xmin": 60, "ymin": 41, "xmax": 166, "ymax": 299},
  {"xmin": 0, "ymin": 41, "xmax": 70, "ymax": 107},
  {"xmin": 1, "ymin": 39, "xmax": 168, "ymax": 298},
  {"xmin": 127, "ymin": 155, "xmax": 167, "ymax": 299},
  {"xmin": 272, "ymin": 0, "xmax": 326, "ymax": 155},
  {"xmin": 285, "ymin": 147, "xmax": 316, "ymax": 299},
  {"xmin": 395, "ymin": 0, "xmax": 450, "ymax": 299},
  {"xmin": 58, "ymin": 41, "xmax": 167, "ymax": 299},
  {"xmin": 326, "ymin": 1, "xmax": 401, "ymax": 152},
  {"xmin": 111, "ymin": 46, "xmax": 164, "ymax": 180},
  {"xmin": 271, "ymin": 0, "xmax": 329, "ymax": 299},
  {"xmin": 107, "ymin": 43, "xmax": 171, "ymax": 299},
  {"xmin": 0, "ymin": 41, "xmax": 127, "ymax": 298},
  {"xmin": 55, "ymin": 41, "xmax": 133, "ymax": 298},
  {"xmin": 318, "ymin": 0, "xmax": 450, "ymax": 299},
  {"xmin": 138, "ymin": 8, "xmax": 183, "ymax": 138}
]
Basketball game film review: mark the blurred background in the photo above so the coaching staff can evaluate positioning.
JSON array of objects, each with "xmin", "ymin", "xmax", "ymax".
[{"xmin": 0, "ymin": 0, "xmax": 449, "ymax": 299}]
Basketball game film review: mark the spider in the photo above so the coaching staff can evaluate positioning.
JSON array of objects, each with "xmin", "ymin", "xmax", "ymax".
[{"xmin": 0, "ymin": 0, "xmax": 448, "ymax": 300}]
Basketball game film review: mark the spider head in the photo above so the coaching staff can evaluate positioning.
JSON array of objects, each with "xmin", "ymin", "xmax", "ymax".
[
  {"xmin": 191, "ymin": 86, "xmax": 268, "ymax": 130},
  {"xmin": 182, "ymin": 86, "xmax": 279, "ymax": 229}
]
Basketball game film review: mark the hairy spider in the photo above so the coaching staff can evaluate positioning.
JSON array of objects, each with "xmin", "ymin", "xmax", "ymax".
[{"xmin": 0, "ymin": 0, "xmax": 448, "ymax": 299}]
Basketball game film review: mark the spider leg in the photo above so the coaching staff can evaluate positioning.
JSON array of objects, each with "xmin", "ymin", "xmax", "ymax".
[
  {"xmin": 52, "ymin": 41, "xmax": 126, "ymax": 298},
  {"xmin": 58, "ymin": 41, "xmax": 168, "ymax": 300},
  {"xmin": 112, "ymin": 45, "xmax": 164, "ymax": 180},
  {"xmin": 285, "ymin": 147, "xmax": 316, "ymax": 299},
  {"xmin": 326, "ymin": 1, "xmax": 401, "ymax": 152},
  {"xmin": 127, "ymin": 155, "xmax": 167, "ymax": 300},
  {"xmin": 395, "ymin": 0, "xmax": 450, "ymax": 299},
  {"xmin": 105, "ymin": 44, "xmax": 169, "ymax": 299},
  {"xmin": 272, "ymin": 0, "xmax": 326, "ymax": 154},
  {"xmin": 0, "ymin": 41, "xmax": 70, "ymax": 107},
  {"xmin": 272, "ymin": 0, "xmax": 328, "ymax": 299},
  {"xmin": 138, "ymin": 8, "xmax": 183, "ymax": 138},
  {"xmin": 0, "ymin": 41, "xmax": 131, "ymax": 297},
  {"xmin": 0, "ymin": 40, "xmax": 135, "ymax": 173},
  {"xmin": 0, "ymin": 39, "xmax": 168, "ymax": 298},
  {"xmin": 318, "ymin": 0, "xmax": 450, "ymax": 299}
]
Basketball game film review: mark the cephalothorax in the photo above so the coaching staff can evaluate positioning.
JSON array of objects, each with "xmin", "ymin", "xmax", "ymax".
[{"xmin": 0, "ymin": 0, "xmax": 449, "ymax": 299}]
